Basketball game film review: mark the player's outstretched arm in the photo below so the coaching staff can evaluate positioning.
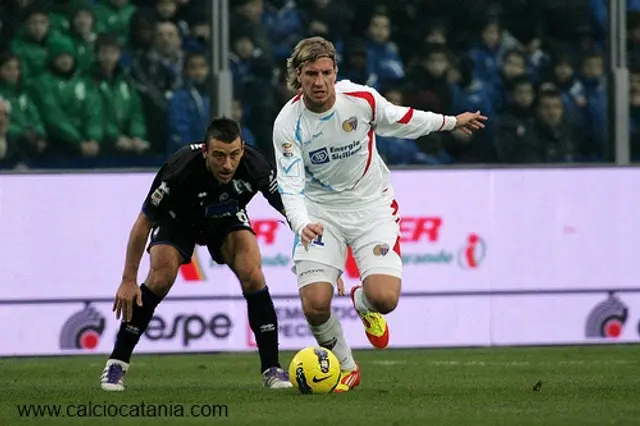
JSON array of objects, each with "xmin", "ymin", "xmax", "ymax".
[
  {"xmin": 114, "ymin": 212, "xmax": 153, "ymax": 322},
  {"xmin": 369, "ymin": 87, "xmax": 487, "ymax": 139}
]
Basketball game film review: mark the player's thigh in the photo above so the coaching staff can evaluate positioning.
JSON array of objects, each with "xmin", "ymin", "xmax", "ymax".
[
  {"xmin": 147, "ymin": 223, "xmax": 195, "ymax": 295},
  {"xmin": 208, "ymin": 209, "xmax": 264, "ymax": 291},
  {"xmin": 292, "ymin": 221, "xmax": 347, "ymax": 275},
  {"xmin": 350, "ymin": 219, "xmax": 402, "ymax": 308},
  {"xmin": 297, "ymin": 261, "xmax": 341, "ymax": 318}
]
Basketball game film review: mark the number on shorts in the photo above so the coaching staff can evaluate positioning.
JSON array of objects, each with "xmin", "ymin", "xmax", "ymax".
[
  {"xmin": 311, "ymin": 234, "xmax": 324, "ymax": 246},
  {"xmin": 236, "ymin": 211, "xmax": 249, "ymax": 226}
]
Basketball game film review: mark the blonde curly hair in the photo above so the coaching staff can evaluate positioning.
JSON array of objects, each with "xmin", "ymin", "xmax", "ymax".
[{"xmin": 286, "ymin": 36, "xmax": 337, "ymax": 92}]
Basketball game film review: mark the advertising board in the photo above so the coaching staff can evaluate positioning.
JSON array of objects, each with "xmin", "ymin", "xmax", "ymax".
[{"xmin": 1, "ymin": 168, "xmax": 639, "ymax": 356}]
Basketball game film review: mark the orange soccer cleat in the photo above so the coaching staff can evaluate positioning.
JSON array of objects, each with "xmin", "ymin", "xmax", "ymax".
[{"xmin": 350, "ymin": 285, "xmax": 390, "ymax": 350}]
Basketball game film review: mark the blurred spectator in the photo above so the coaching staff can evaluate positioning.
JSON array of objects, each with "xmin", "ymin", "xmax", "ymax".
[
  {"xmin": 580, "ymin": 51, "xmax": 607, "ymax": 159},
  {"xmin": 29, "ymin": 36, "xmax": 102, "ymax": 159},
  {"xmin": 94, "ymin": 0, "xmax": 137, "ymax": 46},
  {"xmin": 10, "ymin": 5, "xmax": 66, "ymax": 79},
  {"xmin": 231, "ymin": 0, "xmax": 273, "ymax": 62},
  {"xmin": 468, "ymin": 18, "xmax": 506, "ymax": 87},
  {"xmin": 628, "ymin": 12, "xmax": 640, "ymax": 64},
  {"xmin": 232, "ymin": 98, "xmax": 257, "ymax": 148},
  {"xmin": 298, "ymin": 0, "xmax": 352, "ymax": 43},
  {"xmin": 403, "ymin": 43, "xmax": 453, "ymax": 114},
  {"xmin": 492, "ymin": 48, "xmax": 528, "ymax": 112},
  {"xmin": 0, "ymin": 97, "xmax": 23, "ymax": 169},
  {"xmin": 229, "ymin": 29, "xmax": 277, "ymax": 152},
  {"xmin": 423, "ymin": 21, "xmax": 448, "ymax": 47},
  {"xmin": 119, "ymin": 7, "xmax": 156, "ymax": 67},
  {"xmin": 0, "ymin": 52, "xmax": 48, "ymax": 162},
  {"xmin": 263, "ymin": 0, "xmax": 303, "ymax": 62},
  {"xmin": 182, "ymin": 20, "xmax": 209, "ymax": 54},
  {"xmin": 68, "ymin": 4, "xmax": 98, "ymax": 73},
  {"xmin": 364, "ymin": 10, "xmax": 405, "ymax": 89},
  {"xmin": 90, "ymin": 35, "xmax": 149, "ymax": 157},
  {"xmin": 494, "ymin": 76, "xmax": 537, "ymax": 163},
  {"xmin": 129, "ymin": 21, "xmax": 183, "ymax": 151},
  {"xmin": 168, "ymin": 51, "xmax": 210, "ymax": 153},
  {"xmin": 48, "ymin": 0, "xmax": 90, "ymax": 35},
  {"xmin": 548, "ymin": 53, "xmax": 587, "ymax": 127},
  {"xmin": 451, "ymin": 54, "xmax": 496, "ymax": 161},
  {"xmin": 1, "ymin": 0, "xmax": 38, "ymax": 53},
  {"xmin": 533, "ymin": 89, "xmax": 589, "ymax": 162},
  {"xmin": 155, "ymin": 0, "xmax": 189, "ymax": 35},
  {"xmin": 337, "ymin": 39, "xmax": 378, "ymax": 89}
]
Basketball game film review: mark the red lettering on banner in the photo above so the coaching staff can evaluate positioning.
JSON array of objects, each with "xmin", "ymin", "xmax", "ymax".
[
  {"xmin": 344, "ymin": 217, "xmax": 442, "ymax": 279},
  {"xmin": 400, "ymin": 217, "xmax": 442, "ymax": 242},
  {"xmin": 252, "ymin": 220, "xmax": 280, "ymax": 245}
]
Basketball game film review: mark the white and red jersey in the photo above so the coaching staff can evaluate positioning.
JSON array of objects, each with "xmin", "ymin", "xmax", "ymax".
[{"xmin": 272, "ymin": 80, "xmax": 456, "ymax": 236}]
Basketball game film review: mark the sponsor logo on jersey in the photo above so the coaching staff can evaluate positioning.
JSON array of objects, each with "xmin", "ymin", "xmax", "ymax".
[
  {"xmin": 281, "ymin": 141, "xmax": 294, "ymax": 157},
  {"xmin": 309, "ymin": 147, "xmax": 330, "ymax": 164},
  {"xmin": 150, "ymin": 181, "xmax": 170, "ymax": 206},
  {"xmin": 330, "ymin": 140, "xmax": 362, "ymax": 160},
  {"xmin": 342, "ymin": 116, "xmax": 358, "ymax": 132}
]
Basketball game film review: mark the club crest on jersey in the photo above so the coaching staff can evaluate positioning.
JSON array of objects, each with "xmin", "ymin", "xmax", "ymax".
[
  {"xmin": 373, "ymin": 243, "xmax": 389, "ymax": 256},
  {"xmin": 342, "ymin": 116, "xmax": 358, "ymax": 132},
  {"xmin": 309, "ymin": 147, "xmax": 330, "ymax": 165},
  {"xmin": 281, "ymin": 141, "xmax": 294, "ymax": 157}
]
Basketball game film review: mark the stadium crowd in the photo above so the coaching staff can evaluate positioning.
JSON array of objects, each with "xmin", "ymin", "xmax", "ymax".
[{"xmin": 0, "ymin": 0, "xmax": 637, "ymax": 169}]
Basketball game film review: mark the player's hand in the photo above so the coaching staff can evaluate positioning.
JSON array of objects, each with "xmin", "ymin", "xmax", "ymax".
[
  {"xmin": 301, "ymin": 223, "xmax": 323, "ymax": 248},
  {"xmin": 116, "ymin": 136, "xmax": 133, "ymax": 152},
  {"xmin": 132, "ymin": 138, "xmax": 150, "ymax": 154},
  {"xmin": 113, "ymin": 279, "xmax": 142, "ymax": 322},
  {"xmin": 454, "ymin": 111, "xmax": 488, "ymax": 135},
  {"xmin": 336, "ymin": 276, "xmax": 345, "ymax": 296}
]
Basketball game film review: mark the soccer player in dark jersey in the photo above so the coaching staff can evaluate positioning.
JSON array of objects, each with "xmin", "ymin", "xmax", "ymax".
[{"xmin": 100, "ymin": 117, "xmax": 293, "ymax": 391}]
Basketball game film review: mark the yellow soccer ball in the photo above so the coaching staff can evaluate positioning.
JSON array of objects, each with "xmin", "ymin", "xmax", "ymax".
[{"xmin": 288, "ymin": 346, "xmax": 342, "ymax": 394}]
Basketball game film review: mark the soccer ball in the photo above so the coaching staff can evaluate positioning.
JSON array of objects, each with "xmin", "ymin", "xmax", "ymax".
[{"xmin": 288, "ymin": 346, "xmax": 342, "ymax": 394}]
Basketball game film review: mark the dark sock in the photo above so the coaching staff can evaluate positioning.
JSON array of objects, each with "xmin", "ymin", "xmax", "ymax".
[
  {"xmin": 110, "ymin": 284, "xmax": 163, "ymax": 363},
  {"xmin": 245, "ymin": 285, "xmax": 280, "ymax": 373}
]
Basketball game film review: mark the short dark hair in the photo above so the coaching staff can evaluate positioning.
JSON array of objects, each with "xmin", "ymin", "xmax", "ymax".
[
  {"xmin": 205, "ymin": 117, "xmax": 241, "ymax": 145},
  {"xmin": 95, "ymin": 34, "xmax": 121, "ymax": 52},
  {"xmin": 537, "ymin": 88, "xmax": 562, "ymax": 106},
  {"xmin": 185, "ymin": 51, "xmax": 207, "ymax": 66},
  {"xmin": 0, "ymin": 51, "xmax": 18, "ymax": 68}
]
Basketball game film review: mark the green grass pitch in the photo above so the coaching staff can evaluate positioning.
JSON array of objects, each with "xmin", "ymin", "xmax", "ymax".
[{"xmin": 2, "ymin": 345, "xmax": 640, "ymax": 425}]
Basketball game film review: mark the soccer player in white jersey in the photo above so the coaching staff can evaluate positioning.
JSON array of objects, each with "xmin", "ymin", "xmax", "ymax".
[{"xmin": 273, "ymin": 37, "xmax": 487, "ymax": 392}]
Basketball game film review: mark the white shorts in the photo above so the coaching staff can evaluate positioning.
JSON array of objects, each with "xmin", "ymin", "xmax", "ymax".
[{"xmin": 293, "ymin": 195, "xmax": 402, "ymax": 288}]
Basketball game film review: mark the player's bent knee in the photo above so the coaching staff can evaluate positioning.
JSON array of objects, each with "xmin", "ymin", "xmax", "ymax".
[
  {"xmin": 299, "ymin": 283, "xmax": 334, "ymax": 326},
  {"xmin": 236, "ymin": 264, "xmax": 266, "ymax": 293},
  {"xmin": 146, "ymin": 266, "xmax": 178, "ymax": 296},
  {"xmin": 363, "ymin": 274, "xmax": 401, "ymax": 314},
  {"xmin": 147, "ymin": 245, "xmax": 182, "ymax": 296}
]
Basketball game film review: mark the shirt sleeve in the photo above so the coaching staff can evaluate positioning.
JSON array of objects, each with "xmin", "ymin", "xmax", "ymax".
[
  {"xmin": 256, "ymin": 160, "xmax": 286, "ymax": 215},
  {"xmin": 141, "ymin": 165, "xmax": 174, "ymax": 223},
  {"xmin": 272, "ymin": 119, "xmax": 311, "ymax": 236},
  {"xmin": 371, "ymin": 88, "xmax": 458, "ymax": 138}
]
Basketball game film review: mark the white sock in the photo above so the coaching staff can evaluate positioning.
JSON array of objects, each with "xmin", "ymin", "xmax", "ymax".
[
  {"xmin": 309, "ymin": 313, "xmax": 356, "ymax": 371},
  {"xmin": 354, "ymin": 287, "xmax": 377, "ymax": 314}
]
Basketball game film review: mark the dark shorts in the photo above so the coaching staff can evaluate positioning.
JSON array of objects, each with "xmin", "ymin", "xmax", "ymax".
[{"xmin": 147, "ymin": 209, "xmax": 254, "ymax": 265}]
